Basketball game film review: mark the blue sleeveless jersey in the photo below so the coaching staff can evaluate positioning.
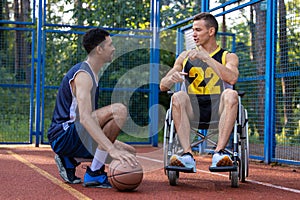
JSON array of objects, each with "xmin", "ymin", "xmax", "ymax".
[{"xmin": 47, "ymin": 61, "xmax": 99, "ymax": 143}]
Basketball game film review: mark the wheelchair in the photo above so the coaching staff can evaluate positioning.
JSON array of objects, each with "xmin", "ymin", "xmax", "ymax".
[{"xmin": 163, "ymin": 90, "xmax": 249, "ymax": 188}]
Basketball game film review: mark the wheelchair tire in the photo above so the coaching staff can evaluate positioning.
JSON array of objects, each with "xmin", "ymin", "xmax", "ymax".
[
  {"xmin": 168, "ymin": 170, "xmax": 179, "ymax": 186},
  {"xmin": 163, "ymin": 119, "xmax": 170, "ymax": 174},
  {"xmin": 240, "ymin": 108, "xmax": 249, "ymax": 182},
  {"xmin": 231, "ymin": 171, "xmax": 239, "ymax": 188},
  {"xmin": 163, "ymin": 109, "xmax": 174, "ymax": 174},
  {"xmin": 240, "ymin": 138, "xmax": 247, "ymax": 182},
  {"xmin": 163, "ymin": 110, "xmax": 183, "ymax": 175},
  {"xmin": 164, "ymin": 121, "xmax": 183, "ymax": 165}
]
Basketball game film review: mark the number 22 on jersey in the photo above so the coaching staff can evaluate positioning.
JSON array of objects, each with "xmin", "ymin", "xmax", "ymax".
[{"xmin": 187, "ymin": 67, "xmax": 221, "ymax": 95}]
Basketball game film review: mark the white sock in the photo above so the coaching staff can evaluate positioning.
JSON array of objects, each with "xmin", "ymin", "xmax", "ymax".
[{"xmin": 90, "ymin": 148, "xmax": 108, "ymax": 171}]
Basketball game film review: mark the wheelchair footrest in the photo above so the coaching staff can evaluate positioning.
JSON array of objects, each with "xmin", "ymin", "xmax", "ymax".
[
  {"xmin": 165, "ymin": 166, "xmax": 196, "ymax": 173},
  {"xmin": 209, "ymin": 165, "xmax": 238, "ymax": 172}
]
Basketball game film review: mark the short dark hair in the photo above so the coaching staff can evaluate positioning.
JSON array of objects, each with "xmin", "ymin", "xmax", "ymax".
[
  {"xmin": 82, "ymin": 28, "xmax": 110, "ymax": 54},
  {"xmin": 193, "ymin": 12, "xmax": 218, "ymax": 36}
]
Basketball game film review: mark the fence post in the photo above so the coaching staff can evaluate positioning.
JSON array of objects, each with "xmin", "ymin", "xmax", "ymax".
[
  {"xmin": 201, "ymin": 0, "xmax": 210, "ymax": 12},
  {"xmin": 149, "ymin": 0, "xmax": 160, "ymax": 147},
  {"xmin": 264, "ymin": 0, "xmax": 277, "ymax": 163},
  {"xmin": 35, "ymin": 0, "xmax": 44, "ymax": 147}
]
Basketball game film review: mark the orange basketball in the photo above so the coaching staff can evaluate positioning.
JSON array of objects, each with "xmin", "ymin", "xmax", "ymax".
[{"xmin": 108, "ymin": 159, "xmax": 143, "ymax": 191}]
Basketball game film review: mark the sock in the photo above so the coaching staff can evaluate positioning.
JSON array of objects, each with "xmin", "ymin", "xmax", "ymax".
[{"xmin": 90, "ymin": 148, "xmax": 108, "ymax": 172}]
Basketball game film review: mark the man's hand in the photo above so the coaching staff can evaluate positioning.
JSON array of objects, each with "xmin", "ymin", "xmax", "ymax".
[
  {"xmin": 114, "ymin": 140, "xmax": 136, "ymax": 156},
  {"xmin": 108, "ymin": 146, "xmax": 138, "ymax": 167},
  {"xmin": 169, "ymin": 71, "xmax": 188, "ymax": 83},
  {"xmin": 188, "ymin": 46, "xmax": 210, "ymax": 62}
]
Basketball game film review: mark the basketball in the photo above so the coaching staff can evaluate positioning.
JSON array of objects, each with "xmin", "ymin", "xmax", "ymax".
[{"xmin": 108, "ymin": 159, "xmax": 143, "ymax": 191}]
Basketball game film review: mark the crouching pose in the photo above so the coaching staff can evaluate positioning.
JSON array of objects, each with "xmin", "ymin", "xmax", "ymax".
[{"xmin": 48, "ymin": 28, "xmax": 137, "ymax": 188}]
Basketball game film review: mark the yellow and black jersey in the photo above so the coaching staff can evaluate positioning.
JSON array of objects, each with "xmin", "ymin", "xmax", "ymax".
[
  {"xmin": 182, "ymin": 46, "xmax": 233, "ymax": 124},
  {"xmin": 182, "ymin": 46, "xmax": 232, "ymax": 101}
]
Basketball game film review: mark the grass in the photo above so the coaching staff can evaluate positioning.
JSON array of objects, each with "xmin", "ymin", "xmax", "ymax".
[{"xmin": 1, "ymin": 119, "xmax": 299, "ymax": 148}]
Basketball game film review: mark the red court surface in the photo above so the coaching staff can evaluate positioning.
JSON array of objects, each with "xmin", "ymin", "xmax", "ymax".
[{"xmin": 1, "ymin": 145, "xmax": 300, "ymax": 200}]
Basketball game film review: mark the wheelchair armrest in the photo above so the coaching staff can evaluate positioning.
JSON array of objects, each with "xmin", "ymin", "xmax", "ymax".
[
  {"xmin": 167, "ymin": 90, "xmax": 175, "ymax": 95},
  {"xmin": 237, "ymin": 90, "xmax": 246, "ymax": 97}
]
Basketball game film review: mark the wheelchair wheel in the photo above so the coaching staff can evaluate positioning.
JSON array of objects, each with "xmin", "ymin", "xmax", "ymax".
[
  {"xmin": 167, "ymin": 170, "xmax": 179, "ymax": 186},
  {"xmin": 240, "ymin": 139, "xmax": 247, "ymax": 182},
  {"xmin": 239, "ymin": 108, "xmax": 249, "ymax": 182},
  {"xmin": 231, "ymin": 171, "xmax": 239, "ymax": 188},
  {"xmin": 163, "ymin": 110, "xmax": 183, "ymax": 174},
  {"xmin": 163, "ymin": 111, "xmax": 171, "ymax": 174},
  {"xmin": 164, "ymin": 125, "xmax": 183, "ymax": 165}
]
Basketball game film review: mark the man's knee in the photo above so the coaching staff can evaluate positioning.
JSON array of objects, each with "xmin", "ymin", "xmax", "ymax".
[
  {"xmin": 113, "ymin": 103, "xmax": 128, "ymax": 118},
  {"xmin": 172, "ymin": 91, "xmax": 188, "ymax": 108},
  {"xmin": 222, "ymin": 89, "xmax": 238, "ymax": 106}
]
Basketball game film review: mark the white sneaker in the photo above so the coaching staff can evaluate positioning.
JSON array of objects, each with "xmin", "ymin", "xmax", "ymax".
[
  {"xmin": 170, "ymin": 152, "xmax": 196, "ymax": 172},
  {"xmin": 211, "ymin": 151, "xmax": 233, "ymax": 167}
]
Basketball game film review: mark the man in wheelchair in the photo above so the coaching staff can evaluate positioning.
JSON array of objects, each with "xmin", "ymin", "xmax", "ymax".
[{"xmin": 160, "ymin": 12, "xmax": 239, "ymax": 170}]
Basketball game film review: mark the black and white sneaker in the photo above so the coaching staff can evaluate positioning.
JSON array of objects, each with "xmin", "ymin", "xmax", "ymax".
[{"xmin": 54, "ymin": 154, "xmax": 81, "ymax": 184}]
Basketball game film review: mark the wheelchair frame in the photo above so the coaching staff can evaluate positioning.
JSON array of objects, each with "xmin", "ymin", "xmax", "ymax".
[{"xmin": 163, "ymin": 91, "xmax": 249, "ymax": 188}]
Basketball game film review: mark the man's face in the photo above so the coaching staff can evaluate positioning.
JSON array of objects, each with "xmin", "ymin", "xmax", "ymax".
[
  {"xmin": 192, "ymin": 19, "xmax": 211, "ymax": 46},
  {"xmin": 100, "ymin": 36, "xmax": 115, "ymax": 62}
]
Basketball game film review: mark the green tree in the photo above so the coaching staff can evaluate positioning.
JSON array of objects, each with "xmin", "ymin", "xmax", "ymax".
[{"xmin": 276, "ymin": 0, "xmax": 300, "ymax": 139}]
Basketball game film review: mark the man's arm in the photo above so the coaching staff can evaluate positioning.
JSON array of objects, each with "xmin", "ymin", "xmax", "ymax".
[
  {"xmin": 73, "ymin": 72, "xmax": 137, "ymax": 165},
  {"xmin": 160, "ymin": 51, "xmax": 188, "ymax": 91},
  {"xmin": 74, "ymin": 72, "xmax": 115, "ymax": 152},
  {"xmin": 206, "ymin": 52, "xmax": 239, "ymax": 85}
]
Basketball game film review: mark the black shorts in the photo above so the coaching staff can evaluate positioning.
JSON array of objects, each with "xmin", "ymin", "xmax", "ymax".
[{"xmin": 189, "ymin": 95, "xmax": 220, "ymax": 129}]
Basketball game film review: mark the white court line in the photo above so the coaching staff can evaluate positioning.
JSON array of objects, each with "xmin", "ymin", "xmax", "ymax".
[
  {"xmin": 137, "ymin": 155, "xmax": 163, "ymax": 163},
  {"xmin": 246, "ymin": 179, "xmax": 300, "ymax": 194},
  {"xmin": 137, "ymin": 155, "xmax": 300, "ymax": 194},
  {"xmin": 7, "ymin": 150, "xmax": 92, "ymax": 200}
]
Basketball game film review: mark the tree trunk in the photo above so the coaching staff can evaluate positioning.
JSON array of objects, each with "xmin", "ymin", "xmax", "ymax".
[
  {"xmin": 249, "ymin": 5, "xmax": 255, "ymax": 60},
  {"xmin": 0, "ymin": 0, "xmax": 4, "ymax": 52},
  {"xmin": 278, "ymin": 0, "xmax": 293, "ymax": 136},
  {"xmin": 74, "ymin": 0, "xmax": 83, "ymax": 63},
  {"xmin": 253, "ymin": 3, "xmax": 267, "ymax": 141},
  {"xmin": 14, "ymin": 0, "xmax": 31, "ymax": 83},
  {"xmin": 14, "ymin": 0, "xmax": 20, "ymax": 80},
  {"xmin": 23, "ymin": 0, "xmax": 31, "ymax": 84}
]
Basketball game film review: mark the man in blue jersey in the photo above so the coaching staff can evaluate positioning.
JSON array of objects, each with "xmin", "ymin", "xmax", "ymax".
[
  {"xmin": 48, "ymin": 28, "xmax": 137, "ymax": 187},
  {"xmin": 160, "ymin": 13, "xmax": 239, "ymax": 171}
]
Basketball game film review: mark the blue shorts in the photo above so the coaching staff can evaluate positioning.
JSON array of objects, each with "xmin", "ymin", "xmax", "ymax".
[{"xmin": 50, "ymin": 123, "xmax": 94, "ymax": 158}]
